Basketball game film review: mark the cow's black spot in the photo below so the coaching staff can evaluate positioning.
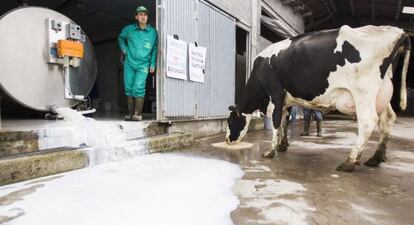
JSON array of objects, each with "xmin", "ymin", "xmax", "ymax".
[
  {"xmin": 270, "ymin": 29, "xmax": 361, "ymax": 101},
  {"xmin": 341, "ymin": 41, "xmax": 361, "ymax": 63},
  {"xmin": 227, "ymin": 112, "xmax": 246, "ymax": 142}
]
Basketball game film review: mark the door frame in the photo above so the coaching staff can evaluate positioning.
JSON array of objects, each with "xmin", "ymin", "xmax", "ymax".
[{"xmin": 156, "ymin": 0, "xmax": 165, "ymax": 121}]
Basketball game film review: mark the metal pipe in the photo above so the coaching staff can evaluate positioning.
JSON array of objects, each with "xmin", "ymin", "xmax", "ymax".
[
  {"xmin": 395, "ymin": 0, "xmax": 403, "ymax": 21},
  {"xmin": 371, "ymin": 0, "xmax": 376, "ymax": 21},
  {"xmin": 349, "ymin": 0, "xmax": 355, "ymax": 16}
]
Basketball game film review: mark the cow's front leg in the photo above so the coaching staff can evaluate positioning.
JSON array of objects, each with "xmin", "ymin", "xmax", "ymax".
[
  {"xmin": 337, "ymin": 97, "xmax": 378, "ymax": 172},
  {"xmin": 263, "ymin": 127, "xmax": 279, "ymax": 159},
  {"xmin": 277, "ymin": 111, "xmax": 290, "ymax": 152},
  {"xmin": 263, "ymin": 111, "xmax": 289, "ymax": 158},
  {"xmin": 263, "ymin": 95, "xmax": 287, "ymax": 158}
]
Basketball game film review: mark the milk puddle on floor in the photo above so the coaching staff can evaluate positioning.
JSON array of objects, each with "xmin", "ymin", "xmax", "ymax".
[
  {"xmin": 0, "ymin": 108, "xmax": 244, "ymax": 225},
  {"xmin": 0, "ymin": 154, "xmax": 244, "ymax": 225}
]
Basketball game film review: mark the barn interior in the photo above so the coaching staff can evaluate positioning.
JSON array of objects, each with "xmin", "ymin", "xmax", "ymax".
[{"xmin": 0, "ymin": 0, "xmax": 158, "ymax": 121}]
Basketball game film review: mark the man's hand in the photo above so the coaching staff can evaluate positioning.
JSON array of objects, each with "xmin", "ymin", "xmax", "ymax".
[
  {"xmin": 120, "ymin": 51, "xmax": 126, "ymax": 65},
  {"xmin": 150, "ymin": 67, "xmax": 155, "ymax": 74}
]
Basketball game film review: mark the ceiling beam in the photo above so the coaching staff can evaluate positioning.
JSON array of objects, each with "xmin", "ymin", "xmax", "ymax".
[
  {"xmin": 293, "ymin": 5, "xmax": 306, "ymax": 13},
  {"xmin": 321, "ymin": 0, "xmax": 333, "ymax": 15},
  {"xmin": 305, "ymin": 11, "xmax": 414, "ymax": 35},
  {"xmin": 395, "ymin": 0, "xmax": 403, "ymax": 21},
  {"xmin": 282, "ymin": 0, "xmax": 300, "ymax": 5},
  {"xmin": 321, "ymin": 0, "xmax": 336, "ymax": 26},
  {"xmin": 302, "ymin": 11, "xmax": 313, "ymax": 17},
  {"xmin": 16, "ymin": 0, "xmax": 28, "ymax": 7},
  {"xmin": 305, "ymin": 15, "xmax": 333, "ymax": 30},
  {"xmin": 54, "ymin": 0, "xmax": 71, "ymax": 10},
  {"xmin": 349, "ymin": 0, "xmax": 355, "ymax": 16},
  {"xmin": 333, "ymin": 14, "xmax": 414, "ymax": 32},
  {"xmin": 328, "ymin": 0, "xmax": 337, "ymax": 14},
  {"xmin": 371, "ymin": 0, "xmax": 376, "ymax": 21},
  {"xmin": 351, "ymin": 4, "xmax": 403, "ymax": 13}
]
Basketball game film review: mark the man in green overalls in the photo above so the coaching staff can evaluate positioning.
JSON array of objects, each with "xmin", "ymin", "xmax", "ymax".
[{"xmin": 118, "ymin": 6, "xmax": 158, "ymax": 121}]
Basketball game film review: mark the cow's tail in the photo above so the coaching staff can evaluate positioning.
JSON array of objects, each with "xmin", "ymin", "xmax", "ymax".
[{"xmin": 400, "ymin": 33, "xmax": 411, "ymax": 110}]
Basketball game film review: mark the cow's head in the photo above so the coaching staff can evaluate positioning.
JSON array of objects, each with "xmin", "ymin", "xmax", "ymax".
[{"xmin": 226, "ymin": 105, "xmax": 249, "ymax": 143}]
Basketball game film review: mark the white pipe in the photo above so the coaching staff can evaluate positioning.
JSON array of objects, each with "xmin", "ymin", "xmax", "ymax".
[
  {"xmin": 78, "ymin": 108, "xmax": 96, "ymax": 115},
  {"xmin": 64, "ymin": 67, "xmax": 73, "ymax": 99}
]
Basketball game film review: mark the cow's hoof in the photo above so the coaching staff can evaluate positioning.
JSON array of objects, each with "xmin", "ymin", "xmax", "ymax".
[
  {"xmin": 277, "ymin": 144, "xmax": 288, "ymax": 152},
  {"xmin": 336, "ymin": 161, "xmax": 356, "ymax": 172},
  {"xmin": 364, "ymin": 154, "xmax": 386, "ymax": 167},
  {"xmin": 263, "ymin": 150, "xmax": 276, "ymax": 159},
  {"xmin": 364, "ymin": 157, "xmax": 381, "ymax": 167}
]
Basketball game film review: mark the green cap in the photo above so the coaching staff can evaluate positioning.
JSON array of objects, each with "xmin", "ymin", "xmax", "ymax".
[{"xmin": 135, "ymin": 6, "xmax": 149, "ymax": 14}]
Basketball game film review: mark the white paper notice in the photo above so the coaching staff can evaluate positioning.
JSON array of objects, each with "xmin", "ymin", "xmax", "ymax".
[
  {"xmin": 189, "ymin": 43, "xmax": 207, "ymax": 83},
  {"xmin": 166, "ymin": 35, "xmax": 188, "ymax": 80}
]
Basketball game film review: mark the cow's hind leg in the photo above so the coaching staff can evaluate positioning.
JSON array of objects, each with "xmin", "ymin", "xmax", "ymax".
[
  {"xmin": 365, "ymin": 104, "xmax": 396, "ymax": 167},
  {"xmin": 337, "ymin": 96, "xmax": 378, "ymax": 172}
]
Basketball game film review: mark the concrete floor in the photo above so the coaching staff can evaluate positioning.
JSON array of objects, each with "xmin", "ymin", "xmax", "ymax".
[
  {"xmin": 177, "ymin": 117, "xmax": 414, "ymax": 225},
  {"xmin": 1, "ymin": 116, "xmax": 413, "ymax": 224}
]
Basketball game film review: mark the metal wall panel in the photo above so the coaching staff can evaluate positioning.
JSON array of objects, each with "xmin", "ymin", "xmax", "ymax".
[
  {"xmin": 161, "ymin": 0, "xmax": 235, "ymax": 120},
  {"xmin": 163, "ymin": 0, "xmax": 197, "ymax": 118},
  {"xmin": 207, "ymin": 2, "xmax": 235, "ymax": 117},
  {"xmin": 197, "ymin": 2, "xmax": 235, "ymax": 118},
  {"xmin": 196, "ymin": 2, "xmax": 211, "ymax": 118}
]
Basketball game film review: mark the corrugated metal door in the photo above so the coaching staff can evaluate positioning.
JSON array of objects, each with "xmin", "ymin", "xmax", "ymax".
[
  {"xmin": 197, "ymin": 1, "xmax": 236, "ymax": 118},
  {"xmin": 158, "ymin": 0, "xmax": 236, "ymax": 120},
  {"xmin": 160, "ymin": 0, "xmax": 198, "ymax": 119}
]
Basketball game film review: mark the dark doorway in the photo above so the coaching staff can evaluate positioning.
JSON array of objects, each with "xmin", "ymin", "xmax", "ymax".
[{"xmin": 235, "ymin": 26, "xmax": 249, "ymax": 105}]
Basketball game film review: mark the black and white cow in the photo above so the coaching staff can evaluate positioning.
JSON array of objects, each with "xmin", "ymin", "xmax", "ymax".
[{"xmin": 226, "ymin": 25, "xmax": 411, "ymax": 172}]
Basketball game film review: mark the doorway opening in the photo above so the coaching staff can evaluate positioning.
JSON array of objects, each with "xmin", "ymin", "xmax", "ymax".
[{"xmin": 235, "ymin": 26, "xmax": 249, "ymax": 105}]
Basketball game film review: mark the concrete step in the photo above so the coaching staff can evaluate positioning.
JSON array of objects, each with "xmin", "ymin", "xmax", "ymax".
[
  {"xmin": 36, "ymin": 120, "xmax": 166, "ymax": 150},
  {"xmin": 0, "ymin": 121, "xmax": 168, "ymax": 159},
  {"xmin": 0, "ymin": 131, "xmax": 39, "ymax": 157},
  {"xmin": 0, "ymin": 132, "xmax": 193, "ymax": 186},
  {"xmin": 0, "ymin": 148, "xmax": 87, "ymax": 186},
  {"xmin": 147, "ymin": 133, "xmax": 193, "ymax": 153}
]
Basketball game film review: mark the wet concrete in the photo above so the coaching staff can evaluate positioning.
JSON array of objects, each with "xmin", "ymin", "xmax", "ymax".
[
  {"xmin": 177, "ymin": 118, "xmax": 414, "ymax": 225},
  {"xmin": 0, "ymin": 117, "xmax": 412, "ymax": 225}
]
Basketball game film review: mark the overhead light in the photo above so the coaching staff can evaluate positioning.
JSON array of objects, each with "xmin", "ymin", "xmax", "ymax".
[{"xmin": 402, "ymin": 6, "xmax": 414, "ymax": 14}]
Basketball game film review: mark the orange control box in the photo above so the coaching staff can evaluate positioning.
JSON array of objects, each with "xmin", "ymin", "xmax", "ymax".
[{"xmin": 57, "ymin": 40, "xmax": 84, "ymax": 58}]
